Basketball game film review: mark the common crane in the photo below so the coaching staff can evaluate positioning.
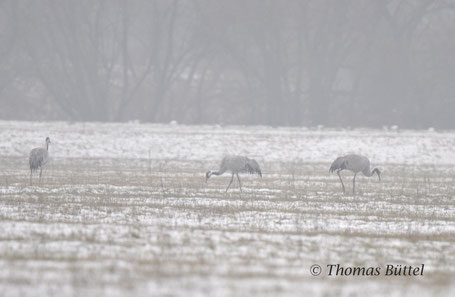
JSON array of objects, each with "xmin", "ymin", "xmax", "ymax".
[
  {"xmin": 329, "ymin": 154, "xmax": 381, "ymax": 194},
  {"xmin": 29, "ymin": 137, "xmax": 51, "ymax": 185},
  {"xmin": 206, "ymin": 155, "xmax": 262, "ymax": 192}
]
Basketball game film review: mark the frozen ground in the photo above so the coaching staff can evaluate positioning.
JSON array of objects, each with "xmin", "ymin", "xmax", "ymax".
[
  {"xmin": 1, "ymin": 121, "xmax": 455, "ymax": 165},
  {"xmin": 0, "ymin": 121, "xmax": 454, "ymax": 297}
]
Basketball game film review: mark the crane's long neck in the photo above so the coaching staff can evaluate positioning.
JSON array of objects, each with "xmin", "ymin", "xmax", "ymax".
[
  {"xmin": 206, "ymin": 169, "xmax": 226, "ymax": 182},
  {"xmin": 46, "ymin": 142, "xmax": 49, "ymax": 151},
  {"xmin": 363, "ymin": 168, "xmax": 374, "ymax": 177},
  {"xmin": 364, "ymin": 167, "xmax": 381, "ymax": 180},
  {"xmin": 210, "ymin": 169, "xmax": 225, "ymax": 176},
  {"xmin": 205, "ymin": 169, "xmax": 226, "ymax": 181}
]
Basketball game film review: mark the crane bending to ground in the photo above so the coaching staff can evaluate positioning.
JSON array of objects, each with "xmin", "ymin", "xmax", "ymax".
[
  {"xmin": 206, "ymin": 155, "xmax": 262, "ymax": 192},
  {"xmin": 329, "ymin": 154, "xmax": 381, "ymax": 195},
  {"xmin": 29, "ymin": 137, "xmax": 51, "ymax": 186}
]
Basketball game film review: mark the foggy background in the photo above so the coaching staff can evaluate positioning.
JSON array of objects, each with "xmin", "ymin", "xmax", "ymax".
[{"xmin": 1, "ymin": 0, "xmax": 454, "ymax": 128}]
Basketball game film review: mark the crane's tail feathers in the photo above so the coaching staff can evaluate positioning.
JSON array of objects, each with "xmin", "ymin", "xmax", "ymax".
[
  {"xmin": 329, "ymin": 157, "xmax": 347, "ymax": 173},
  {"xmin": 256, "ymin": 169, "xmax": 262, "ymax": 178},
  {"xmin": 246, "ymin": 159, "xmax": 262, "ymax": 177}
]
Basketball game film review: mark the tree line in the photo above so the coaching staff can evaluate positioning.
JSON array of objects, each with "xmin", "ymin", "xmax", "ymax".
[{"xmin": 1, "ymin": 0, "xmax": 454, "ymax": 128}]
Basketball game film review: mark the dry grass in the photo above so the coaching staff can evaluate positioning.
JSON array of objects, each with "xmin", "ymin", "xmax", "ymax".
[{"xmin": 0, "ymin": 156, "xmax": 454, "ymax": 297}]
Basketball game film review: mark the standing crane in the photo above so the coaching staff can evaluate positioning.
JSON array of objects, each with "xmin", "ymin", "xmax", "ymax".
[
  {"xmin": 29, "ymin": 137, "xmax": 51, "ymax": 186},
  {"xmin": 329, "ymin": 154, "xmax": 381, "ymax": 194},
  {"xmin": 206, "ymin": 155, "xmax": 262, "ymax": 192}
]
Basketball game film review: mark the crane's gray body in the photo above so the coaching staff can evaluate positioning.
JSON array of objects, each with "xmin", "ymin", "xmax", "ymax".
[
  {"xmin": 29, "ymin": 137, "xmax": 51, "ymax": 185},
  {"xmin": 29, "ymin": 148, "xmax": 48, "ymax": 170},
  {"xmin": 206, "ymin": 155, "xmax": 262, "ymax": 192},
  {"xmin": 329, "ymin": 154, "xmax": 381, "ymax": 194}
]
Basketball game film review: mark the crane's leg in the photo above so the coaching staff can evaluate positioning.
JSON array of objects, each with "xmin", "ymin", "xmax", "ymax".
[
  {"xmin": 352, "ymin": 173, "xmax": 357, "ymax": 195},
  {"xmin": 30, "ymin": 169, "xmax": 32, "ymax": 186},
  {"xmin": 225, "ymin": 174, "xmax": 234, "ymax": 192},
  {"xmin": 337, "ymin": 170, "xmax": 345, "ymax": 193},
  {"xmin": 236, "ymin": 173, "xmax": 242, "ymax": 192},
  {"xmin": 39, "ymin": 167, "xmax": 43, "ymax": 184}
]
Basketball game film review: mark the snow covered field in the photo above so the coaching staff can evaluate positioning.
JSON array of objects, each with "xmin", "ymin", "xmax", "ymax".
[{"xmin": 0, "ymin": 121, "xmax": 454, "ymax": 297}]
